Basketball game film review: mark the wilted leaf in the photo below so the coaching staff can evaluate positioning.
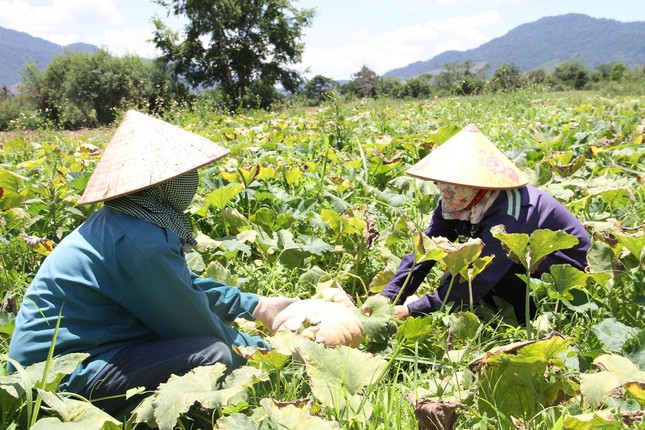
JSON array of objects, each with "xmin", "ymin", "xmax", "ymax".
[
  {"xmin": 18, "ymin": 233, "xmax": 56, "ymax": 256},
  {"xmin": 368, "ymin": 269, "xmax": 396, "ymax": 294},
  {"xmin": 257, "ymin": 397, "xmax": 339, "ymax": 429},
  {"xmin": 586, "ymin": 241, "xmax": 616, "ymax": 274},
  {"xmin": 205, "ymin": 260, "xmax": 238, "ymax": 286},
  {"xmin": 407, "ymin": 395, "xmax": 464, "ymax": 430},
  {"xmin": 435, "ymin": 237, "xmax": 483, "ymax": 276},
  {"xmin": 613, "ymin": 232, "xmax": 645, "ymax": 263},
  {"xmin": 579, "ymin": 353, "xmax": 645, "ymax": 406},
  {"xmin": 406, "ymin": 220, "xmax": 447, "ymax": 264}
]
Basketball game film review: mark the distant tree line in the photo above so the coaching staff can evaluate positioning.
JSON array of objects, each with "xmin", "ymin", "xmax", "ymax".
[
  {"xmin": 0, "ymin": 0, "xmax": 644, "ymax": 131},
  {"xmin": 301, "ymin": 60, "xmax": 645, "ymax": 105}
]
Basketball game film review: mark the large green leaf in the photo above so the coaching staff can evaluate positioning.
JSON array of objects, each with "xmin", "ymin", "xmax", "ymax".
[
  {"xmin": 1, "ymin": 353, "xmax": 88, "ymax": 398},
  {"xmin": 0, "ymin": 168, "xmax": 25, "ymax": 210},
  {"xmin": 204, "ymin": 183, "xmax": 244, "ymax": 210},
  {"xmin": 448, "ymin": 311, "xmax": 480, "ymax": 342},
  {"xmin": 592, "ymin": 318, "xmax": 639, "ymax": 352},
  {"xmin": 134, "ymin": 364, "xmax": 267, "ymax": 430},
  {"xmin": 475, "ymin": 335, "xmax": 576, "ymax": 420},
  {"xmin": 32, "ymin": 390, "xmax": 121, "ymax": 430},
  {"xmin": 613, "ymin": 232, "xmax": 645, "ymax": 264},
  {"xmin": 357, "ymin": 295, "xmax": 395, "ymax": 345},
  {"xmin": 491, "ymin": 225, "xmax": 579, "ymax": 273},
  {"xmin": 297, "ymin": 341, "xmax": 387, "ymax": 423},
  {"xmin": 562, "ymin": 410, "xmax": 621, "ymax": 430}
]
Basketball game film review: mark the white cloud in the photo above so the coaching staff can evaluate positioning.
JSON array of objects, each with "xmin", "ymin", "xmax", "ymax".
[
  {"xmin": 0, "ymin": 0, "xmax": 122, "ymax": 44},
  {"xmin": 87, "ymin": 28, "xmax": 160, "ymax": 58},
  {"xmin": 301, "ymin": 9, "xmax": 502, "ymax": 80}
]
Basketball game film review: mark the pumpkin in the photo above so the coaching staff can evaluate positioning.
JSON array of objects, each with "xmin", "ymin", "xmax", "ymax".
[{"xmin": 272, "ymin": 299, "xmax": 363, "ymax": 348}]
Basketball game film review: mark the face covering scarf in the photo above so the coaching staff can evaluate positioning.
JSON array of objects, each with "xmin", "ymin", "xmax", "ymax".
[
  {"xmin": 105, "ymin": 170, "xmax": 200, "ymax": 250},
  {"xmin": 436, "ymin": 182, "xmax": 500, "ymax": 225}
]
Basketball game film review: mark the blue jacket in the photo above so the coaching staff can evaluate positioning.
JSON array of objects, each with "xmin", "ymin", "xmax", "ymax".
[
  {"xmin": 381, "ymin": 185, "xmax": 591, "ymax": 317},
  {"xmin": 8, "ymin": 207, "xmax": 267, "ymax": 392}
]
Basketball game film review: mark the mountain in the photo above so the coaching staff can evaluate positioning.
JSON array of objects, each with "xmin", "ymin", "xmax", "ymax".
[
  {"xmin": 0, "ymin": 26, "xmax": 98, "ymax": 89},
  {"xmin": 383, "ymin": 14, "xmax": 645, "ymax": 80}
]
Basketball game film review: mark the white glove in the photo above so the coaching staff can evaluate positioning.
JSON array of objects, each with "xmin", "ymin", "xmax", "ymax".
[
  {"xmin": 252, "ymin": 296, "xmax": 299, "ymax": 331},
  {"xmin": 272, "ymin": 299, "xmax": 363, "ymax": 348}
]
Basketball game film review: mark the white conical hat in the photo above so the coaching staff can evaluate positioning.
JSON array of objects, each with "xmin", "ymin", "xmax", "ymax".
[
  {"xmin": 406, "ymin": 124, "xmax": 528, "ymax": 189},
  {"xmin": 77, "ymin": 110, "xmax": 230, "ymax": 204}
]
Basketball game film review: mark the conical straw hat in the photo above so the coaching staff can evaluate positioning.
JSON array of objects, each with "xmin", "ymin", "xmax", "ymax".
[
  {"xmin": 77, "ymin": 110, "xmax": 230, "ymax": 204},
  {"xmin": 406, "ymin": 124, "xmax": 528, "ymax": 189}
]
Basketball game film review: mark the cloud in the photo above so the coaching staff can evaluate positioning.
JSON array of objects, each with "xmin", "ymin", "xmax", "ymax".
[
  {"xmin": 86, "ymin": 28, "xmax": 160, "ymax": 58},
  {"xmin": 0, "ymin": 0, "xmax": 122, "ymax": 44},
  {"xmin": 301, "ymin": 9, "xmax": 502, "ymax": 80}
]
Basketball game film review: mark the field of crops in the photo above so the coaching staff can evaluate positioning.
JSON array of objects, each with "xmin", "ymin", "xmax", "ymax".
[{"xmin": 1, "ymin": 90, "xmax": 644, "ymax": 429}]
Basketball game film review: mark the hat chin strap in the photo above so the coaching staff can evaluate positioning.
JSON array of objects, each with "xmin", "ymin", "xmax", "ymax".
[{"xmin": 462, "ymin": 189, "xmax": 488, "ymax": 211}]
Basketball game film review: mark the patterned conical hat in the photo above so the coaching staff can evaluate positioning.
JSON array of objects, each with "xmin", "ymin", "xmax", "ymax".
[
  {"xmin": 77, "ymin": 110, "xmax": 230, "ymax": 204},
  {"xmin": 406, "ymin": 124, "xmax": 528, "ymax": 189}
]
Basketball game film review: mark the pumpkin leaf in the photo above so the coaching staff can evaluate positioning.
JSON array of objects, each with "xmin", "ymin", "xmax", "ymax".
[
  {"xmin": 32, "ymin": 390, "xmax": 121, "ymax": 429},
  {"xmin": 297, "ymin": 341, "xmax": 387, "ymax": 423},
  {"xmin": 579, "ymin": 354, "xmax": 645, "ymax": 405}
]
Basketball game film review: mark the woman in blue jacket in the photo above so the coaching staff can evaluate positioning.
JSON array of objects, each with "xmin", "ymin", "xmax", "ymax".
[
  {"xmin": 380, "ymin": 124, "xmax": 591, "ymax": 323},
  {"xmin": 8, "ymin": 110, "xmax": 296, "ymax": 416}
]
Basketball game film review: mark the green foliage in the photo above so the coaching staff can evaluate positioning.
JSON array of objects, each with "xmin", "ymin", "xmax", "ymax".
[
  {"xmin": 303, "ymin": 75, "xmax": 339, "ymax": 105},
  {"xmin": 16, "ymin": 50, "xmax": 188, "ymax": 129},
  {"xmin": 153, "ymin": 0, "xmax": 315, "ymax": 111},
  {"xmin": 343, "ymin": 66, "xmax": 380, "ymax": 98},
  {"xmin": 1, "ymin": 92, "xmax": 644, "ymax": 428}
]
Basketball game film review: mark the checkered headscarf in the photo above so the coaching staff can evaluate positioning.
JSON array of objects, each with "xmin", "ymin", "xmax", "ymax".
[{"xmin": 105, "ymin": 170, "xmax": 199, "ymax": 250}]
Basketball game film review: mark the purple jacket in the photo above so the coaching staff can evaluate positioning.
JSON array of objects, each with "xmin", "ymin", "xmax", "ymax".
[{"xmin": 380, "ymin": 185, "xmax": 591, "ymax": 317}]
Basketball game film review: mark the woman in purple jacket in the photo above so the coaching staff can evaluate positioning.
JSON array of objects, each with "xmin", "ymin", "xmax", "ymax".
[{"xmin": 380, "ymin": 124, "xmax": 591, "ymax": 323}]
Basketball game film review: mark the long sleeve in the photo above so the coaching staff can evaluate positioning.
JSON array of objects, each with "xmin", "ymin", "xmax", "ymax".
[
  {"xmin": 120, "ymin": 244, "xmax": 266, "ymax": 349},
  {"xmin": 380, "ymin": 206, "xmax": 457, "ymax": 309}
]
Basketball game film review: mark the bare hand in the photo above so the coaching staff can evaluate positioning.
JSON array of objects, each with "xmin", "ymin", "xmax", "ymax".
[{"xmin": 394, "ymin": 305, "xmax": 410, "ymax": 319}]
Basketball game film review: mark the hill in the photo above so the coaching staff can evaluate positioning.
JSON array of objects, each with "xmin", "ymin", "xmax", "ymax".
[
  {"xmin": 383, "ymin": 14, "xmax": 645, "ymax": 80},
  {"xmin": 0, "ymin": 26, "xmax": 98, "ymax": 89}
]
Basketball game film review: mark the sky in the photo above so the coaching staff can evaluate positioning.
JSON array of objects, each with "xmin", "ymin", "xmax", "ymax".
[{"xmin": 0, "ymin": 0, "xmax": 643, "ymax": 81}]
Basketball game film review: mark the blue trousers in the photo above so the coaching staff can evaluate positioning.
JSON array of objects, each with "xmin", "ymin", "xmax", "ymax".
[{"xmin": 78, "ymin": 336, "xmax": 235, "ymax": 418}]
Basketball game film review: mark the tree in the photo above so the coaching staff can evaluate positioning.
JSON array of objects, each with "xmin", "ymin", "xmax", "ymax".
[
  {"xmin": 20, "ymin": 50, "xmax": 188, "ymax": 128},
  {"xmin": 303, "ymin": 75, "xmax": 338, "ymax": 105},
  {"xmin": 552, "ymin": 61, "xmax": 589, "ymax": 90},
  {"xmin": 342, "ymin": 66, "xmax": 379, "ymax": 98},
  {"xmin": 153, "ymin": 0, "xmax": 315, "ymax": 110},
  {"xmin": 489, "ymin": 64, "xmax": 525, "ymax": 92},
  {"xmin": 376, "ymin": 77, "xmax": 404, "ymax": 98},
  {"xmin": 526, "ymin": 69, "xmax": 547, "ymax": 86},
  {"xmin": 400, "ymin": 76, "xmax": 432, "ymax": 98},
  {"xmin": 432, "ymin": 61, "xmax": 487, "ymax": 95}
]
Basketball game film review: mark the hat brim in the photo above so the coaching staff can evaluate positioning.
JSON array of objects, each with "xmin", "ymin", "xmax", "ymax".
[{"xmin": 77, "ymin": 110, "xmax": 230, "ymax": 204}]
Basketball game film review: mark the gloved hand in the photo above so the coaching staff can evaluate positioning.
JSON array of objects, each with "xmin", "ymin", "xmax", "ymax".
[
  {"xmin": 252, "ymin": 296, "xmax": 300, "ymax": 331},
  {"xmin": 313, "ymin": 287, "xmax": 356, "ymax": 309},
  {"xmin": 272, "ymin": 299, "xmax": 363, "ymax": 348}
]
